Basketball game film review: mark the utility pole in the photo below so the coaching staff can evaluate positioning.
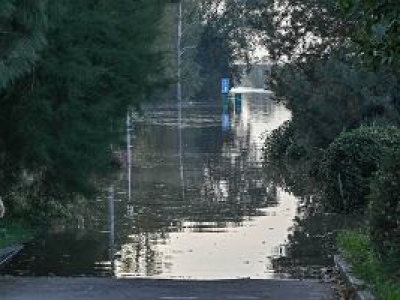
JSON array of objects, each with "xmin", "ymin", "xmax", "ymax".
[
  {"xmin": 176, "ymin": 1, "xmax": 196, "ymax": 201},
  {"xmin": 126, "ymin": 109, "xmax": 135, "ymax": 219},
  {"xmin": 176, "ymin": 0, "xmax": 185, "ymax": 201},
  {"xmin": 108, "ymin": 185, "xmax": 115, "ymax": 275},
  {"xmin": 126, "ymin": 110, "xmax": 132, "ymax": 204}
]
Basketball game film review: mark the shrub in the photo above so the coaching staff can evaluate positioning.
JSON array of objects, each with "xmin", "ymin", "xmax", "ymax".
[
  {"xmin": 320, "ymin": 126, "xmax": 400, "ymax": 212},
  {"xmin": 264, "ymin": 120, "xmax": 295, "ymax": 161},
  {"xmin": 369, "ymin": 146, "xmax": 400, "ymax": 273}
]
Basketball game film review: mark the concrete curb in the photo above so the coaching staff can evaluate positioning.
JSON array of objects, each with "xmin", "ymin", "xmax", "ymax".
[
  {"xmin": 334, "ymin": 255, "xmax": 375, "ymax": 300},
  {"xmin": 0, "ymin": 244, "xmax": 23, "ymax": 268}
]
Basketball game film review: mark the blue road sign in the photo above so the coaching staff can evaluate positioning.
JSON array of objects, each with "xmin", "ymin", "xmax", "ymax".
[{"xmin": 221, "ymin": 78, "xmax": 230, "ymax": 94}]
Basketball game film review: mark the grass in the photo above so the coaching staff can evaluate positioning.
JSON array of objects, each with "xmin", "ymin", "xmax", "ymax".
[
  {"xmin": 338, "ymin": 230, "xmax": 400, "ymax": 300},
  {"xmin": 0, "ymin": 219, "xmax": 35, "ymax": 249}
]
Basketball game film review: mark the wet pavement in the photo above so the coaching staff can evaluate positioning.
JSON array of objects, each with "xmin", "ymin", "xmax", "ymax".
[{"xmin": 0, "ymin": 277, "xmax": 335, "ymax": 300}]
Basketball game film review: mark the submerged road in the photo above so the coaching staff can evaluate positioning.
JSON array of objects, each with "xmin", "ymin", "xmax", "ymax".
[
  {"xmin": 0, "ymin": 94, "xmax": 337, "ymax": 299},
  {"xmin": 0, "ymin": 277, "xmax": 335, "ymax": 300}
]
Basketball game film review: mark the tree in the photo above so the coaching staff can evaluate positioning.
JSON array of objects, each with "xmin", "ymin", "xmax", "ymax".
[
  {"xmin": 369, "ymin": 145, "xmax": 400, "ymax": 272},
  {"xmin": 247, "ymin": 0, "xmax": 355, "ymax": 64},
  {"xmin": 0, "ymin": 0, "xmax": 47, "ymax": 90},
  {"xmin": 1, "ymin": 0, "xmax": 169, "ymax": 219},
  {"xmin": 194, "ymin": 0, "xmax": 261, "ymax": 98},
  {"xmin": 0, "ymin": 0, "xmax": 48, "ymax": 211},
  {"xmin": 241, "ymin": 0, "xmax": 400, "ymax": 155},
  {"xmin": 339, "ymin": 0, "xmax": 400, "ymax": 71}
]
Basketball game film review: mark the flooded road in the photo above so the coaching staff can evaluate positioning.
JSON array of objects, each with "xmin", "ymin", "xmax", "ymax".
[
  {"xmin": 2, "ymin": 92, "xmax": 336, "ymax": 279},
  {"xmin": 116, "ymin": 93, "xmax": 293, "ymax": 279}
]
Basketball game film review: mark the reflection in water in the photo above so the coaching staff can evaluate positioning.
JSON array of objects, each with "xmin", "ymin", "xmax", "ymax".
[
  {"xmin": 3, "ymin": 93, "xmax": 303, "ymax": 279},
  {"xmin": 1, "ymin": 232, "xmax": 112, "ymax": 277},
  {"xmin": 114, "ymin": 94, "xmax": 294, "ymax": 279},
  {"xmin": 264, "ymin": 151, "xmax": 365, "ymax": 279},
  {"xmin": 118, "ymin": 190, "xmax": 297, "ymax": 279},
  {"xmin": 272, "ymin": 211, "xmax": 363, "ymax": 279}
]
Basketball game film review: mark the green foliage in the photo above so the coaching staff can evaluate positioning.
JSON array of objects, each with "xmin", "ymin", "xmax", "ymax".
[
  {"xmin": 265, "ymin": 120, "xmax": 296, "ymax": 161},
  {"xmin": 320, "ymin": 126, "xmax": 400, "ymax": 212},
  {"xmin": 270, "ymin": 57, "xmax": 400, "ymax": 149},
  {"xmin": 338, "ymin": 230, "xmax": 373, "ymax": 265},
  {"xmin": 0, "ymin": 219, "xmax": 35, "ymax": 248},
  {"xmin": 369, "ymin": 146, "xmax": 400, "ymax": 273},
  {"xmin": 264, "ymin": 120, "xmax": 325, "ymax": 202},
  {"xmin": 0, "ymin": 0, "xmax": 169, "ymax": 219},
  {"xmin": 249, "ymin": 0, "xmax": 353, "ymax": 63},
  {"xmin": 339, "ymin": 0, "xmax": 400, "ymax": 71},
  {"xmin": 338, "ymin": 230, "xmax": 400, "ymax": 300},
  {"xmin": 0, "ymin": 0, "xmax": 48, "ymax": 90},
  {"xmin": 250, "ymin": 0, "xmax": 400, "ymax": 159},
  {"xmin": 194, "ymin": 1, "xmax": 256, "ymax": 98},
  {"xmin": 195, "ymin": 22, "xmax": 237, "ymax": 98}
]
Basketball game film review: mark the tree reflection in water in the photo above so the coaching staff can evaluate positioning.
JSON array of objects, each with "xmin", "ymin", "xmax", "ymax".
[
  {"xmin": 264, "ymin": 157, "xmax": 364, "ymax": 279},
  {"xmin": 114, "ymin": 94, "xmax": 287, "ymax": 278}
]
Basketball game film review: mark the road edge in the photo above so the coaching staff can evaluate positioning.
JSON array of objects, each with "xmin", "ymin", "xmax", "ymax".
[
  {"xmin": 334, "ymin": 254, "xmax": 375, "ymax": 300},
  {"xmin": 0, "ymin": 245, "xmax": 23, "ymax": 269}
]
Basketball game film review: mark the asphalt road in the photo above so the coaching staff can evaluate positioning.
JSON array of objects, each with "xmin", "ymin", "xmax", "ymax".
[{"xmin": 0, "ymin": 277, "xmax": 335, "ymax": 300}]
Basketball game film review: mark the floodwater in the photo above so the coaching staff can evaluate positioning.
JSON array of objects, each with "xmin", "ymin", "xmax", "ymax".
[
  {"xmin": 116, "ymin": 92, "xmax": 294, "ymax": 279},
  {"xmin": 2, "ymin": 91, "xmax": 349, "ymax": 279}
]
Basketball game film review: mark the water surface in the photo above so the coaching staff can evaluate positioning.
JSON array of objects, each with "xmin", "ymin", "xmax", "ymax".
[
  {"xmin": 3, "ymin": 92, "xmax": 331, "ymax": 279},
  {"xmin": 115, "ymin": 93, "xmax": 294, "ymax": 279}
]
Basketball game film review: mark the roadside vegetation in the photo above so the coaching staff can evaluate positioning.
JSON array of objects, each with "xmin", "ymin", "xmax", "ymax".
[
  {"xmin": 0, "ymin": 219, "xmax": 34, "ymax": 248},
  {"xmin": 338, "ymin": 230, "xmax": 400, "ymax": 300},
  {"xmin": 243, "ymin": 0, "xmax": 399, "ymax": 298},
  {"xmin": 0, "ymin": 0, "xmax": 171, "ymax": 238}
]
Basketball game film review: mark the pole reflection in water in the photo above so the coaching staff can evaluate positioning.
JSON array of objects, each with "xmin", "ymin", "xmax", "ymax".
[{"xmin": 126, "ymin": 110, "xmax": 134, "ymax": 220}]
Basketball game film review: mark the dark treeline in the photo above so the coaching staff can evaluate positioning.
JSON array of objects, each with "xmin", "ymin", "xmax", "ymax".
[
  {"xmin": 0, "ymin": 0, "xmax": 169, "ymax": 223},
  {"xmin": 191, "ymin": 0, "xmax": 399, "ymax": 288},
  {"xmin": 252, "ymin": 0, "xmax": 400, "ymax": 283}
]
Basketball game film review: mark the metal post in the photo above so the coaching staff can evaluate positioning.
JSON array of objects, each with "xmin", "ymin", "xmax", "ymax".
[
  {"xmin": 108, "ymin": 185, "xmax": 115, "ymax": 275},
  {"xmin": 126, "ymin": 110, "xmax": 132, "ymax": 204},
  {"xmin": 177, "ymin": 1, "xmax": 182, "ymax": 112},
  {"xmin": 177, "ymin": 1, "xmax": 185, "ymax": 200}
]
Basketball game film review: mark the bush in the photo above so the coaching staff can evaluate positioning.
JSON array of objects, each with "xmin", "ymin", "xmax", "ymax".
[
  {"xmin": 0, "ymin": 219, "xmax": 35, "ymax": 248},
  {"xmin": 320, "ymin": 126, "xmax": 400, "ymax": 212},
  {"xmin": 265, "ymin": 120, "xmax": 295, "ymax": 161},
  {"xmin": 369, "ymin": 146, "xmax": 400, "ymax": 273}
]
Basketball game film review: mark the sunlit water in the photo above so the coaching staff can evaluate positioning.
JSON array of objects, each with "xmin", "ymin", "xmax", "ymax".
[
  {"xmin": 114, "ymin": 93, "xmax": 293, "ymax": 279},
  {"xmin": 4, "ymin": 92, "xmax": 343, "ymax": 279}
]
